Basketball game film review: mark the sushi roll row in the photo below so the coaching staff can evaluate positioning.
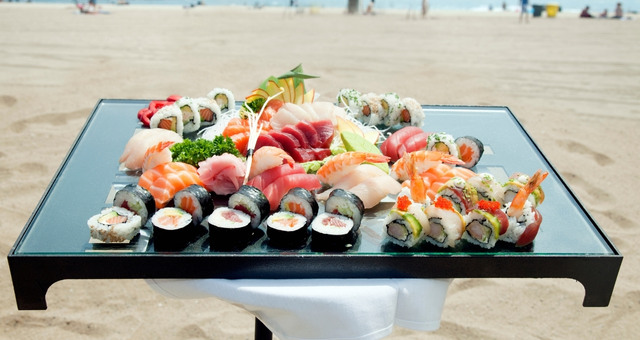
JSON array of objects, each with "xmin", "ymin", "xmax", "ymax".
[
  {"xmin": 426, "ymin": 132, "xmax": 485, "ymax": 169},
  {"xmin": 385, "ymin": 170, "xmax": 548, "ymax": 249},
  {"xmin": 265, "ymin": 187, "xmax": 365, "ymax": 251},
  {"xmin": 151, "ymin": 97, "xmax": 223, "ymax": 136},
  {"xmin": 336, "ymin": 88, "xmax": 425, "ymax": 128}
]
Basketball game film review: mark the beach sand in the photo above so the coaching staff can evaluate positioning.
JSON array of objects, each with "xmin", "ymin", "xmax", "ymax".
[{"xmin": 1, "ymin": 3, "xmax": 639, "ymax": 339}]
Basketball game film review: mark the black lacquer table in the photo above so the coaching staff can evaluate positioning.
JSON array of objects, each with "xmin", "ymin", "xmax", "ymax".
[{"xmin": 9, "ymin": 100, "xmax": 622, "ymax": 339}]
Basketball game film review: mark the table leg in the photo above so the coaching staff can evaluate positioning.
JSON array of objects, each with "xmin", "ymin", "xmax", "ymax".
[{"xmin": 254, "ymin": 317, "xmax": 272, "ymax": 340}]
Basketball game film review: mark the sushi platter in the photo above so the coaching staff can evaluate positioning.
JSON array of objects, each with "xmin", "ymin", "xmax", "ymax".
[{"xmin": 9, "ymin": 98, "xmax": 621, "ymax": 311}]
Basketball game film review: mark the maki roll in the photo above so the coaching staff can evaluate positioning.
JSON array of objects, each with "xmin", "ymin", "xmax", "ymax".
[
  {"xmin": 311, "ymin": 212, "xmax": 356, "ymax": 251},
  {"xmin": 503, "ymin": 173, "xmax": 546, "ymax": 207},
  {"xmin": 266, "ymin": 211, "xmax": 309, "ymax": 248},
  {"xmin": 336, "ymin": 88, "xmax": 363, "ymax": 117},
  {"xmin": 113, "ymin": 184, "xmax": 155, "ymax": 225},
  {"xmin": 207, "ymin": 207, "xmax": 253, "ymax": 249},
  {"xmin": 193, "ymin": 97, "xmax": 221, "ymax": 127},
  {"xmin": 173, "ymin": 184, "xmax": 214, "ymax": 226},
  {"xmin": 150, "ymin": 105, "xmax": 184, "ymax": 136},
  {"xmin": 323, "ymin": 189, "xmax": 364, "ymax": 230},
  {"xmin": 379, "ymin": 92, "xmax": 403, "ymax": 127},
  {"xmin": 424, "ymin": 197, "xmax": 465, "ymax": 248},
  {"xmin": 398, "ymin": 97, "xmax": 425, "ymax": 127},
  {"xmin": 175, "ymin": 97, "xmax": 201, "ymax": 133},
  {"xmin": 462, "ymin": 201, "xmax": 509, "ymax": 249},
  {"xmin": 435, "ymin": 177, "xmax": 478, "ymax": 215},
  {"xmin": 467, "ymin": 173, "xmax": 504, "ymax": 204},
  {"xmin": 151, "ymin": 207, "xmax": 196, "ymax": 250},
  {"xmin": 426, "ymin": 132, "xmax": 459, "ymax": 159},
  {"xmin": 500, "ymin": 200, "xmax": 543, "ymax": 247},
  {"xmin": 87, "ymin": 206, "xmax": 142, "ymax": 243},
  {"xmin": 359, "ymin": 93, "xmax": 383, "ymax": 126},
  {"xmin": 227, "ymin": 185, "xmax": 270, "ymax": 229},
  {"xmin": 455, "ymin": 136, "xmax": 484, "ymax": 169},
  {"xmin": 385, "ymin": 193, "xmax": 429, "ymax": 248},
  {"xmin": 207, "ymin": 88, "xmax": 235, "ymax": 111},
  {"xmin": 279, "ymin": 187, "xmax": 319, "ymax": 227}
]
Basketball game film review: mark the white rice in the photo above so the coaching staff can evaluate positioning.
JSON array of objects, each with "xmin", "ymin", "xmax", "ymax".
[
  {"xmin": 311, "ymin": 213, "xmax": 354, "ymax": 236},
  {"xmin": 207, "ymin": 207, "xmax": 251, "ymax": 229},
  {"xmin": 151, "ymin": 207, "xmax": 192, "ymax": 230},
  {"xmin": 267, "ymin": 212, "xmax": 307, "ymax": 232}
]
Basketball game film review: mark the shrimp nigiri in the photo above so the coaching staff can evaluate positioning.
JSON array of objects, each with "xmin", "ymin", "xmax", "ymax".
[
  {"xmin": 391, "ymin": 150, "xmax": 465, "ymax": 182},
  {"xmin": 248, "ymin": 146, "xmax": 295, "ymax": 180},
  {"xmin": 316, "ymin": 152, "xmax": 390, "ymax": 185},
  {"xmin": 141, "ymin": 141, "xmax": 175, "ymax": 173}
]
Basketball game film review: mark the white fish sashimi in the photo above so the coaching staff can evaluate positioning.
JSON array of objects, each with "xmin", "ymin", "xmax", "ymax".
[
  {"xmin": 271, "ymin": 102, "xmax": 339, "ymax": 130},
  {"xmin": 119, "ymin": 129, "xmax": 183, "ymax": 170},
  {"xmin": 311, "ymin": 102, "xmax": 339, "ymax": 126},
  {"xmin": 347, "ymin": 175, "xmax": 402, "ymax": 209},
  {"xmin": 270, "ymin": 107, "xmax": 300, "ymax": 130},
  {"xmin": 316, "ymin": 164, "xmax": 401, "ymax": 208}
]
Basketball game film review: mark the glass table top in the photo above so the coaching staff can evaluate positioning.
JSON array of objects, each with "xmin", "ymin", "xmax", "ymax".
[{"xmin": 12, "ymin": 100, "xmax": 617, "ymax": 257}]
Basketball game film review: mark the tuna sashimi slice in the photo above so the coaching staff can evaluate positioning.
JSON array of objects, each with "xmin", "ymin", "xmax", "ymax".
[
  {"xmin": 262, "ymin": 173, "xmax": 322, "ymax": 211},
  {"xmin": 312, "ymin": 148, "xmax": 332, "ymax": 160},
  {"xmin": 247, "ymin": 163, "xmax": 306, "ymax": 191},
  {"xmin": 310, "ymin": 120, "xmax": 335, "ymax": 148},
  {"xmin": 255, "ymin": 133, "xmax": 283, "ymax": 150},
  {"xmin": 289, "ymin": 148, "xmax": 316, "ymax": 163},
  {"xmin": 269, "ymin": 130, "xmax": 301, "ymax": 154},
  {"xmin": 380, "ymin": 126, "xmax": 424, "ymax": 162},
  {"xmin": 397, "ymin": 132, "xmax": 430, "ymax": 160},
  {"xmin": 281, "ymin": 125, "xmax": 310, "ymax": 148},
  {"xmin": 295, "ymin": 120, "xmax": 320, "ymax": 148}
]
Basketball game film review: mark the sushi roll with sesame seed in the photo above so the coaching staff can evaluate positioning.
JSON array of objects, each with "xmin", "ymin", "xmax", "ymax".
[
  {"xmin": 175, "ymin": 97, "xmax": 201, "ymax": 133},
  {"xmin": 424, "ymin": 197, "xmax": 466, "ymax": 248},
  {"xmin": 87, "ymin": 206, "xmax": 142, "ymax": 243},
  {"xmin": 193, "ymin": 97, "xmax": 221, "ymax": 127},
  {"xmin": 150, "ymin": 105, "xmax": 184, "ymax": 136}
]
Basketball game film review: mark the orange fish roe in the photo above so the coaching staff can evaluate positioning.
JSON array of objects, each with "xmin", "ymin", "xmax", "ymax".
[
  {"xmin": 434, "ymin": 196, "xmax": 454, "ymax": 211},
  {"xmin": 396, "ymin": 195, "xmax": 412, "ymax": 211},
  {"xmin": 478, "ymin": 200, "xmax": 500, "ymax": 211}
]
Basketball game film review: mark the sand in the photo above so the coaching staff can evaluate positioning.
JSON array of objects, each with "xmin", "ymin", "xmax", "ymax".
[{"xmin": 1, "ymin": 3, "xmax": 639, "ymax": 339}]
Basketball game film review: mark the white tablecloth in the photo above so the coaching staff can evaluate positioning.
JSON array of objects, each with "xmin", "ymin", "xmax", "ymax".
[{"xmin": 146, "ymin": 278, "xmax": 451, "ymax": 340}]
